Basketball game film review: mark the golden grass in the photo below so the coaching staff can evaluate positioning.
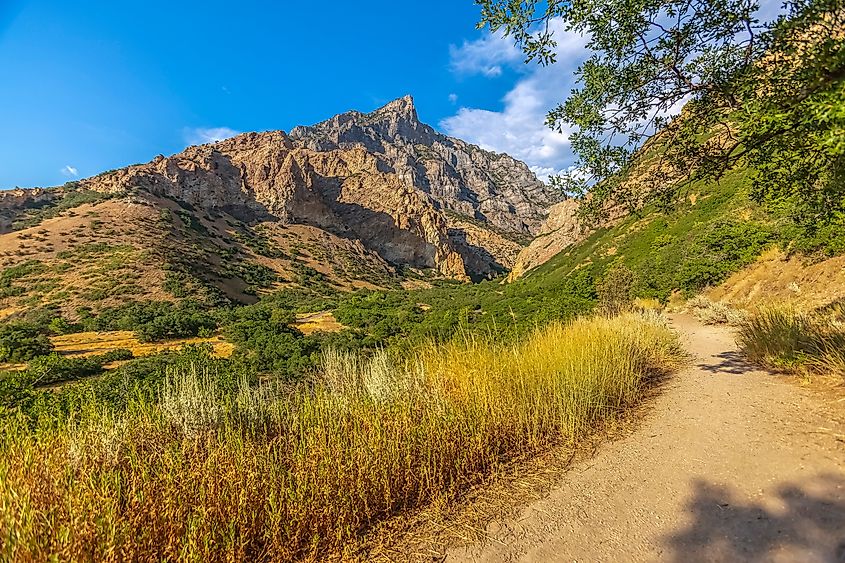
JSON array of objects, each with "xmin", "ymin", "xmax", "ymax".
[
  {"xmin": 0, "ymin": 313, "xmax": 684, "ymax": 562},
  {"xmin": 293, "ymin": 311, "xmax": 345, "ymax": 335},
  {"xmin": 50, "ymin": 330, "xmax": 235, "ymax": 359},
  {"xmin": 634, "ymin": 297, "xmax": 663, "ymax": 312},
  {"xmin": 0, "ymin": 332, "xmax": 235, "ymax": 373},
  {"xmin": 737, "ymin": 306, "xmax": 845, "ymax": 379},
  {"xmin": 0, "ymin": 306, "xmax": 23, "ymax": 322},
  {"xmin": 706, "ymin": 246, "xmax": 845, "ymax": 311}
]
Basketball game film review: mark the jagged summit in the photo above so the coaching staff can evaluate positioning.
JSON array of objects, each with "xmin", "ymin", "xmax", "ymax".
[
  {"xmin": 290, "ymin": 95, "xmax": 436, "ymax": 148},
  {"xmin": 377, "ymin": 94, "xmax": 417, "ymax": 117},
  {"xmin": 361, "ymin": 95, "xmax": 419, "ymax": 123}
]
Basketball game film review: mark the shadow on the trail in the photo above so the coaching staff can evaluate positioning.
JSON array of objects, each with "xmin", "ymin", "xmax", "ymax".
[
  {"xmin": 697, "ymin": 351, "xmax": 754, "ymax": 375},
  {"xmin": 664, "ymin": 473, "xmax": 845, "ymax": 562}
]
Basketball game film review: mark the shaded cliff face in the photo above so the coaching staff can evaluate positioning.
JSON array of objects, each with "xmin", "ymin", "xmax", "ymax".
[{"xmin": 81, "ymin": 96, "xmax": 560, "ymax": 280}]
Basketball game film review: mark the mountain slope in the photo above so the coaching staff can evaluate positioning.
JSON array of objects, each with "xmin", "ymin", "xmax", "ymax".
[{"xmin": 0, "ymin": 97, "xmax": 561, "ymax": 317}]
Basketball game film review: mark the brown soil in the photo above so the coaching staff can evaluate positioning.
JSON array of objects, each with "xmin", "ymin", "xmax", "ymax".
[{"xmin": 436, "ymin": 314, "xmax": 845, "ymax": 562}]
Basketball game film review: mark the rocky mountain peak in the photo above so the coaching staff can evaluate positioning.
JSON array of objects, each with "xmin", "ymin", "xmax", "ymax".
[
  {"xmin": 373, "ymin": 94, "xmax": 417, "ymax": 120},
  {"xmin": 75, "ymin": 97, "xmax": 565, "ymax": 282},
  {"xmin": 290, "ymin": 95, "xmax": 435, "ymax": 149}
]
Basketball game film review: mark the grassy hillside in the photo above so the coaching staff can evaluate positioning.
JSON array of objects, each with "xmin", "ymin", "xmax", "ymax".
[
  {"xmin": 0, "ymin": 184, "xmax": 401, "ymax": 323},
  {"xmin": 522, "ymin": 167, "xmax": 845, "ymax": 302}
]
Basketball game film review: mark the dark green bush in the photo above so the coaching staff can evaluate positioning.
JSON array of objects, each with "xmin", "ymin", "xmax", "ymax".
[
  {"xmin": 0, "ymin": 323, "xmax": 53, "ymax": 363},
  {"xmin": 597, "ymin": 263, "xmax": 637, "ymax": 316},
  {"xmin": 224, "ymin": 305, "xmax": 316, "ymax": 377},
  {"xmin": 86, "ymin": 300, "xmax": 219, "ymax": 342},
  {"xmin": 25, "ymin": 349, "xmax": 134, "ymax": 387}
]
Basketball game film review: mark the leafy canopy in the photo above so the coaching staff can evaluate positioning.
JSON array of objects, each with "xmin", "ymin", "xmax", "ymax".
[{"xmin": 476, "ymin": 0, "xmax": 845, "ymax": 229}]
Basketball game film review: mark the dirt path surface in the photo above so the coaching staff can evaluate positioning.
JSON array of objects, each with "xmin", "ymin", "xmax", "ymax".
[{"xmin": 446, "ymin": 314, "xmax": 845, "ymax": 563}]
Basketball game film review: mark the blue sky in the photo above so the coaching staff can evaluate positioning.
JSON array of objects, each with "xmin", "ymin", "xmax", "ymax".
[{"xmin": 0, "ymin": 1, "xmax": 589, "ymax": 188}]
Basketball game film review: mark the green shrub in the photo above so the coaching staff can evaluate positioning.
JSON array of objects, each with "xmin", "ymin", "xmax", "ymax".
[
  {"xmin": 597, "ymin": 263, "xmax": 637, "ymax": 316},
  {"xmin": 48, "ymin": 316, "xmax": 82, "ymax": 335},
  {"xmin": 0, "ymin": 323, "xmax": 53, "ymax": 363},
  {"xmin": 86, "ymin": 300, "xmax": 219, "ymax": 342},
  {"xmin": 0, "ymin": 261, "xmax": 46, "ymax": 296},
  {"xmin": 224, "ymin": 306, "xmax": 316, "ymax": 377}
]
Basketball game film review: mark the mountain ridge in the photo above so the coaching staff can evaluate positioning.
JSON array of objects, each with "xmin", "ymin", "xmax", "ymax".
[{"xmin": 0, "ymin": 96, "xmax": 562, "ymax": 316}]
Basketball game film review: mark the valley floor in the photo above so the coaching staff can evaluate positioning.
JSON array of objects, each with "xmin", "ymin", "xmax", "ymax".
[{"xmin": 444, "ymin": 315, "xmax": 845, "ymax": 562}]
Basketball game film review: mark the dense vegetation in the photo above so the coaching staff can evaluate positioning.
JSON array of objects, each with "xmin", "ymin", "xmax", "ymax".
[
  {"xmin": 479, "ymin": 0, "xmax": 845, "ymax": 235},
  {"xmin": 0, "ymin": 314, "xmax": 683, "ymax": 561},
  {"xmin": 521, "ymin": 167, "xmax": 845, "ymax": 303}
]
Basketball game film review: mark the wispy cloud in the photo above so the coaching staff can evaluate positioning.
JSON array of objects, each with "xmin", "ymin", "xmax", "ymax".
[
  {"xmin": 60, "ymin": 165, "xmax": 79, "ymax": 177},
  {"xmin": 449, "ymin": 31, "xmax": 522, "ymax": 78},
  {"xmin": 184, "ymin": 126, "xmax": 241, "ymax": 145},
  {"xmin": 442, "ymin": 20, "xmax": 589, "ymax": 178},
  {"xmin": 448, "ymin": 93, "xmax": 458, "ymax": 104}
]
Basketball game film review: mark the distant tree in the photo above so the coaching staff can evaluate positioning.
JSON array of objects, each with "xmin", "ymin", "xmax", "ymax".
[{"xmin": 475, "ymin": 0, "xmax": 845, "ymax": 229}]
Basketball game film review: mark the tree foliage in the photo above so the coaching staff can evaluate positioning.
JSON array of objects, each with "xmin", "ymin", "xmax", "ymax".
[
  {"xmin": 0, "ymin": 323, "xmax": 53, "ymax": 363},
  {"xmin": 476, "ymin": 0, "xmax": 845, "ymax": 228}
]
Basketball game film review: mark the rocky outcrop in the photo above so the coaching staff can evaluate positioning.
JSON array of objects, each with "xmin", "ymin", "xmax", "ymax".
[
  {"xmin": 80, "ymin": 96, "xmax": 562, "ymax": 280},
  {"xmin": 507, "ymin": 199, "xmax": 586, "ymax": 281},
  {"xmin": 0, "ymin": 187, "xmax": 64, "ymax": 233}
]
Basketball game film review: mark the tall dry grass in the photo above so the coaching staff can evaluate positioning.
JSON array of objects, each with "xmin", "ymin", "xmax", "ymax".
[
  {"xmin": 686, "ymin": 295, "xmax": 747, "ymax": 326},
  {"xmin": 0, "ymin": 313, "xmax": 683, "ymax": 562},
  {"xmin": 737, "ymin": 306, "xmax": 845, "ymax": 378}
]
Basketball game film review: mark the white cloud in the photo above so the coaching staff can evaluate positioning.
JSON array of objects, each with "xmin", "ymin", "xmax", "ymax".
[
  {"xmin": 184, "ymin": 126, "xmax": 241, "ymax": 145},
  {"xmin": 448, "ymin": 93, "xmax": 458, "ymax": 104},
  {"xmin": 60, "ymin": 165, "xmax": 78, "ymax": 177},
  {"xmin": 442, "ymin": 21, "xmax": 589, "ymax": 177},
  {"xmin": 529, "ymin": 165, "xmax": 564, "ymax": 183},
  {"xmin": 449, "ymin": 31, "xmax": 523, "ymax": 77}
]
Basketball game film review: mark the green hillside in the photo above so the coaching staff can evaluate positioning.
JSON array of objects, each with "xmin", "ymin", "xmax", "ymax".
[{"xmin": 524, "ymin": 168, "xmax": 845, "ymax": 301}]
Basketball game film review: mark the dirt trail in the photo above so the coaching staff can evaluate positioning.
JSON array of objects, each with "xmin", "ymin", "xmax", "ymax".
[{"xmin": 447, "ymin": 315, "xmax": 845, "ymax": 563}]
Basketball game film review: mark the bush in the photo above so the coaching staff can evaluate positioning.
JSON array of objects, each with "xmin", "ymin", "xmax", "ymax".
[
  {"xmin": 86, "ymin": 300, "xmax": 219, "ymax": 342},
  {"xmin": 26, "ymin": 349, "xmax": 134, "ymax": 387},
  {"xmin": 224, "ymin": 305, "xmax": 316, "ymax": 377},
  {"xmin": 48, "ymin": 316, "xmax": 82, "ymax": 335},
  {"xmin": 0, "ymin": 323, "xmax": 53, "ymax": 363},
  {"xmin": 686, "ymin": 296, "xmax": 746, "ymax": 326},
  {"xmin": 737, "ymin": 307, "xmax": 845, "ymax": 378},
  {"xmin": 597, "ymin": 263, "xmax": 637, "ymax": 316}
]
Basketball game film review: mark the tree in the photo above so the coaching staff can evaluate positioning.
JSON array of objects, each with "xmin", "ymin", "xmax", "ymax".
[{"xmin": 475, "ymin": 0, "xmax": 845, "ymax": 229}]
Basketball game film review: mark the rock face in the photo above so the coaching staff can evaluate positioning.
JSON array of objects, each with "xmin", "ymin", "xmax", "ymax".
[
  {"xmin": 0, "ymin": 187, "xmax": 60, "ymax": 232},
  {"xmin": 507, "ymin": 199, "xmax": 586, "ymax": 281},
  {"xmin": 83, "ymin": 96, "xmax": 561, "ymax": 280},
  {"xmin": 289, "ymin": 96, "xmax": 556, "ymax": 235}
]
